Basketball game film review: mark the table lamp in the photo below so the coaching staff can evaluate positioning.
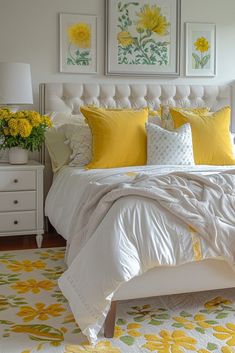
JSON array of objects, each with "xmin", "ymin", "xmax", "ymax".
[{"xmin": 0, "ymin": 62, "xmax": 33, "ymax": 111}]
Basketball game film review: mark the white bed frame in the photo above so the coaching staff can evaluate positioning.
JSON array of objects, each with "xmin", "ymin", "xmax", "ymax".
[{"xmin": 40, "ymin": 82, "xmax": 235, "ymax": 337}]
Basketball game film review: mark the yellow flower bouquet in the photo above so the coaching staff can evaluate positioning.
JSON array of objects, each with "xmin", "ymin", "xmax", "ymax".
[{"xmin": 0, "ymin": 108, "xmax": 52, "ymax": 151}]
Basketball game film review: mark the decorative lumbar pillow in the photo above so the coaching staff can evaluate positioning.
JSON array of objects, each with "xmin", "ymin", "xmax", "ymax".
[
  {"xmin": 65, "ymin": 124, "xmax": 92, "ymax": 167},
  {"xmin": 80, "ymin": 106, "xmax": 148, "ymax": 169},
  {"xmin": 171, "ymin": 106, "xmax": 235, "ymax": 165},
  {"xmin": 146, "ymin": 123, "xmax": 195, "ymax": 165},
  {"xmin": 161, "ymin": 106, "xmax": 210, "ymax": 130}
]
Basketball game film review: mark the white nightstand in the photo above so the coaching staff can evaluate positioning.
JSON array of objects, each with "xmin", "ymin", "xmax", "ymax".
[{"xmin": 0, "ymin": 161, "xmax": 44, "ymax": 247}]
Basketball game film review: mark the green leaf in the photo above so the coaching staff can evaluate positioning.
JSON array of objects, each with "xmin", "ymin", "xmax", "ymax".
[
  {"xmin": 120, "ymin": 335, "xmax": 135, "ymax": 346},
  {"xmin": 207, "ymin": 342, "xmax": 218, "ymax": 350},
  {"xmin": 192, "ymin": 53, "xmax": 200, "ymax": 62},
  {"xmin": 149, "ymin": 319, "xmax": 163, "ymax": 326},
  {"xmin": 201, "ymin": 54, "xmax": 210, "ymax": 67},
  {"xmin": 172, "ymin": 323, "xmax": 184, "ymax": 328},
  {"xmin": 205, "ymin": 320, "xmax": 217, "ymax": 324},
  {"xmin": 180, "ymin": 311, "xmax": 192, "ymax": 317},
  {"xmin": 195, "ymin": 327, "xmax": 205, "ymax": 334},
  {"xmin": 199, "ymin": 309, "xmax": 210, "ymax": 314},
  {"xmin": 116, "ymin": 318, "xmax": 127, "ymax": 326},
  {"xmin": 216, "ymin": 313, "xmax": 228, "ymax": 319},
  {"xmin": 154, "ymin": 313, "xmax": 169, "ymax": 320},
  {"xmin": 134, "ymin": 316, "xmax": 145, "ymax": 322},
  {"xmin": 0, "ymin": 320, "xmax": 14, "ymax": 325}
]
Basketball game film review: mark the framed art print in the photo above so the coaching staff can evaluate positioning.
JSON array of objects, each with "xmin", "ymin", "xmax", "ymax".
[
  {"xmin": 60, "ymin": 13, "xmax": 97, "ymax": 74},
  {"xmin": 185, "ymin": 23, "xmax": 216, "ymax": 77},
  {"xmin": 105, "ymin": 0, "xmax": 181, "ymax": 76}
]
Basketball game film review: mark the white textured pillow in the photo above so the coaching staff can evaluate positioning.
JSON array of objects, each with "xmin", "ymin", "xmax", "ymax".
[
  {"xmin": 65, "ymin": 124, "xmax": 92, "ymax": 167},
  {"xmin": 49, "ymin": 112, "xmax": 86, "ymax": 125},
  {"xmin": 146, "ymin": 123, "xmax": 195, "ymax": 165}
]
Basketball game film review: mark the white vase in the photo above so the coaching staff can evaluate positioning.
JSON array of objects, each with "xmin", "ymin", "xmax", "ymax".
[{"xmin": 9, "ymin": 147, "xmax": 28, "ymax": 164}]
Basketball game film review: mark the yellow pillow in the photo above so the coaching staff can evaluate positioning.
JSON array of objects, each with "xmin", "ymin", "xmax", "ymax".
[
  {"xmin": 161, "ymin": 105, "xmax": 210, "ymax": 130},
  {"xmin": 80, "ymin": 106, "xmax": 148, "ymax": 169},
  {"xmin": 170, "ymin": 106, "xmax": 235, "ymax": 165}
]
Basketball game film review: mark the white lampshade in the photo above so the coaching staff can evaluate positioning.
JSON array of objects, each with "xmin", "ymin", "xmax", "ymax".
[{"xmin": 0, "ymin": 62, "xmax": 33, "ymax": 105}]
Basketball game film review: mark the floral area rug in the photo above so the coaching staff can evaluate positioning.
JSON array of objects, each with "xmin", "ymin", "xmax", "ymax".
[{"xmin": 0, "ymin": 248, "xmax": 235, "ymax": 353}]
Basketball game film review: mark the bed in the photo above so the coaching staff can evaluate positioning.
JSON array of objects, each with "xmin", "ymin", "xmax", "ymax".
[{"xmin": 40, "ymin": 82, "xmax": 235, "ymax": 344}]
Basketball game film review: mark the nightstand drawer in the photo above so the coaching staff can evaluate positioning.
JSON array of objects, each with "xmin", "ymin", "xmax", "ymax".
[
  {"xmin": 0, "ymin": 191, "xmax": 36, "ymax": 212},
  {"xmin": 0, "ymin": 170, "xmax": 36, "ymax": 191},
  {"xmin": 0, "ymin": 211, "xmax": 36, "ymax": 232}
]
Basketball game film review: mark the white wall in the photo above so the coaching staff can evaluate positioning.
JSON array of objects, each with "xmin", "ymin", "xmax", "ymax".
[{"xmin": 0, "ymin": 0, "xmax": 235, "ymax": 112}]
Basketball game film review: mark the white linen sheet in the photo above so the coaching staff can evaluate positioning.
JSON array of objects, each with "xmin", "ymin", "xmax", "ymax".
[{"xmin": 45, "ymin": 165, "xmax": 235, "ymax": 344}]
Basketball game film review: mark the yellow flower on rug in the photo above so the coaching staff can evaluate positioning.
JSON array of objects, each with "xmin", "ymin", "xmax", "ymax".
[
  {"xmin": 17, "ymin": 303, "xmax": 65, "ymax": 322},
  {"xmin": 143, "ymin": 330, "xmax": 197, "ymax": 352},
  {"xmin": 205, "ymin": 297, "xmax": 232, "ymax": 310},
  {"xmin": 6, "ymin": 259, "xmax": 46, "ymax": 272},
  {"xmin": 221, "ymin": 346, "xmax": 235, "ymax": 353},
  {"xmin": 38, "ymin": 250, "xmax": 65, "ymax": 261},
  {"xmin": 114, "ymin": 322, "xmax": 141, "ymax": 339},
  {"xmin": 1, "ymin": 248, "xmax": 235, "ymax": 353},
  {"xmin": 11, "ymin": 279, "xmax": 55, "ymax": 294},
  {"xmin": 173, "ymin": 313, "xmax": 213, "ymax": 330},
  {"xmin": 65, "ymin": 341, "xmax": 120, "ymax": 353},
  {"xmin": 213, "ymin": 323, "xmax": 235, "ymax": 346}
]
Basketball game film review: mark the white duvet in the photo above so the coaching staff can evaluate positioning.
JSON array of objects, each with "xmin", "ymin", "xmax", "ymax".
[{"xmin": 45, "ymin": 165, "xmax": 235, "ymax": 343}]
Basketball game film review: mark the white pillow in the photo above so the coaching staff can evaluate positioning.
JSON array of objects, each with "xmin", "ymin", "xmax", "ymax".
[
  {"xmin": 45, "ymin": 116, "xmax": 86, "ymax": 172},
  {"xmin": 65, "ymin": 124, "xmax": 92, "ymax": 167},
  {"xmin": 146, "ymin": 122, "xmax": 195, "ymax": 165},
  {"xmin": 49, "ymin": 112, "xmax": 85, "ymax": 125}
]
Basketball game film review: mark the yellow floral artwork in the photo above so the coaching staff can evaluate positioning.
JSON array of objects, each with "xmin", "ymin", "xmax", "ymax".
[
  {"xmin": 193, "ymin": 36, "xmax": 211, "ymax": 69},
  {"xmin": 116, "ymin": 2, "xmax": 170, "ymax": 66},
  {"xmin": 0, "ymin": 247, "xmax": 235, "ymax": 353},
  {"xmin": 136, "ymin": 4, "xmax": 169, "ymax": 36},
  {"xmin": 106, "ymin": 0, "xmax": 180, "ymax": 75},
  {"xmin": 60, "ymin": 13, "xmax": 97, "ymax": 73},
  {"xmin": 186, "ymin": 22, "xmax": 215, "ymax": 76}
]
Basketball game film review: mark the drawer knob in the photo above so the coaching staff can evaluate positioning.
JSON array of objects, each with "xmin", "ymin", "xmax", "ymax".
[
  {"xmin": 13, "ymin": 220, "xmax": 18, "ymax": 225},
  {"xmin": 13, "ymin": 200, "xmax": 18, "ymax": 204},
  {"xmin": 13, "ymin": 179, "xmax": 18, "ymax": 183}
]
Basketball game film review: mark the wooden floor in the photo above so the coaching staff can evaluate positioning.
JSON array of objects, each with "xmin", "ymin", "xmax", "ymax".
[{"xmin": 0, "ymin": 231, "xmax": 66, "ymax": 251}]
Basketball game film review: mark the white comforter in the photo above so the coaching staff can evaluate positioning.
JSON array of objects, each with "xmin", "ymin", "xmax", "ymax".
[{"xmin": 45, "ymin": 165, "xmax": 235, "ymax": 343}]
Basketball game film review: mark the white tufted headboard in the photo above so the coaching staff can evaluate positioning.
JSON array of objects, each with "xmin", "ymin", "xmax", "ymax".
[
  {"xmin": 40, "ymin": 82, "xmax": 232, "ymax": 115},
  {"xmin": 39, "ymin": 82, "xmax": 234, "ymax": 197}
]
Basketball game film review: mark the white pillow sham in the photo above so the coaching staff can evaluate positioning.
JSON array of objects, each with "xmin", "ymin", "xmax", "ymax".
[
  {"xmin": 146, "ymin": 122, "xmax": 195, "ymax": 165},
  {"xmin": 45, "ymin": 116, "xmax": 87, "ymax": 172}
]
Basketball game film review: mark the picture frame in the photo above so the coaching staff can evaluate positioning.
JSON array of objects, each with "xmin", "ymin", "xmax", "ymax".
[
  {"xmin": 60, "ymin": 13, "xmax": 97, "ymax": 74},
  {"xmin": 185, "ymin": 22, "xmax": 216, "ymax": 77},
  {"xmin": 105, "ymin": 0, "xmax": 181, "ymax": 76}
]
